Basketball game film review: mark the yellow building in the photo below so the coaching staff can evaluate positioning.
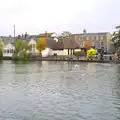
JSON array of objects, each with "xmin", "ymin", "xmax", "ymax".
[{"xmin": 72, "ymin": 30, "xmax": 112, "ymax": 53}]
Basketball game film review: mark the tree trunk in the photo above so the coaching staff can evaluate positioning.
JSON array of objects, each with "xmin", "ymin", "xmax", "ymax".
[{"xmin": 39, "ymin": 52, "xmax": 42, "ymax": 60}]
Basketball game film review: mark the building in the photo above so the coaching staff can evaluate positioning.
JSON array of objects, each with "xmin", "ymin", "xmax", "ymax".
[
  {"xmin": 62, "ymin": 36, "xmax": 80, "ymax": 55},
  {"xmin": 37, "ymin": 32, "xmax": 58, "ymax": 41},
  {"xmin": 0, "ymin": 36, "xmax": 15, "ymax": 57},
  {"xmin": 46, "ymin": 36, "xmax": 80, "ymax": 56},
  {"xmin": 3, "ymin": 43, "xmax": 15, "ymax": 57},
  {"xmin": 46, "ymin": 39, "xmax": 64, "ymax": 55},
  {"xmin": 72, "ymin": 30, "xmax": 112, "ymax": 53},
  {"xmin": 28, "ymin": 38, "xmax": 39, "ymax": 54}
]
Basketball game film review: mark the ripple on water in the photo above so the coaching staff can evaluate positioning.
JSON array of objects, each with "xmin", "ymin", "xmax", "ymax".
[{"xmin": 0, "ymin": 61, "xmax": 120, "ymax": 120}]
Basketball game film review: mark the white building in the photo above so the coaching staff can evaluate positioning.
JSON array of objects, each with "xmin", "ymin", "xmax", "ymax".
[
  {"xmin": 3, "ymin": 43, "xmax": 15, "ymax": 57},
  {"xmin": 41, "ymin": 48, "xmax": 53, "ymax": 57},
  {"xmin": 28, "ymin": 38, "xmax": 39, "ymax": 54}
]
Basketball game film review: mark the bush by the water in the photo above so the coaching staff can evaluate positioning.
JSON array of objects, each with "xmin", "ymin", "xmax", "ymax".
[
  {"xmin": 73, "ymin": 50, "xmax": 86, "ymax": 56},
  {"xmin": 12, "ymin": 40, "xmax": 31, "ymax": 61},
  {"xmin": 0, "ymin": 39, "xmax": 3, "ymax": 60},
  {"xmin": 0, "ymin": 51, "xmax": 3, "ymax": 60},
  {"xmin": 12, "ymin": 51, "xmax": 29, "ymax": 61}
]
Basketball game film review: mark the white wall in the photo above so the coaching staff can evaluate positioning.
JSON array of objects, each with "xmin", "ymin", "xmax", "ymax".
[
  {"xmin": 52, "ymin": 49, "xmax": 68, "ymax": 55},
  {"xmin": 3, "ymin": 43, "xmax": 15, "ymax": 57},
  {"xmin": 28, "ymin": 39, "xmax": 39, "ymax": 53},
  {"xmin": 42, "ymin": 48, "xmax": 53, "ymax": 57}
]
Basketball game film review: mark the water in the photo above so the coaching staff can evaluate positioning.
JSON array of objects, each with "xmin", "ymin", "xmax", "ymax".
[{"xmin": 0, "ymin": 61, "xmax": 120, "ymax": 120}]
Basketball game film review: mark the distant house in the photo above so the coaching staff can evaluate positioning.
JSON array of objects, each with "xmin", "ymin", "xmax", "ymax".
[
  {"xmin": 37, "ymin": 32, "xmax": 58, "ymax": 41},
  {"xmin": 62, "ymin": 36, "xmax": 80, "ymax": 55},
  {"xmin": 1, "ymin": 36, "xmax": 15, "ymax": 58},
  {"xmin": 28, "ymin": 38, "xmax": 39, "ymax": 54},
  {"xmin": 46, "ymin": 36, "xmax": 80, "ymax": 56},
  {"xmin": 3, "ymin": 43, "xmax": 15, "ymax": 57},
  {"xmin": 0, "ymin": 38, "xmax": 4, "ymax": 49},
  {"xmin": 46, "ymin": 39, "xmax": 64, "ymax": 55},
  {"xmin": 72, "ymin": 30, "xmax": 112, "ymax": 53}
]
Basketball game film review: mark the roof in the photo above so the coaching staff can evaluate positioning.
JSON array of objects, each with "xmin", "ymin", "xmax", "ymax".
[
  {"xmin": 28, "ymin": 38, "xmax": 36, "ymax": 44},
  {"xmin": 38, "ymin": 32, "xmax": 54, "ymax": 37},
  {"xmin": 72, "ymin": 32, "xmax": 110, "ymax": 36},
  {"xmin": 46, "ymin": 36, "xmax": 80, "ymax": 50},
  {"xmin": 4, "ymin": 43, "xmax": 15, "ymax": 49},
  {"xmin": 46, "ymin": 39, "xmax": 64, "ymax": 50},
  {"xmin": 62, "ymin": 36, "xmax": 80, "ymax": 49},
  {"xmin": 1, "ymin": 37, "xmax": 16, "ymax": 45}
]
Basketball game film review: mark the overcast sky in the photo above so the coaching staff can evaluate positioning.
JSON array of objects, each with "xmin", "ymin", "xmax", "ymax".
[{"xmin": 0, "ymin": 0, "xmax": 120, "ymax": 36}]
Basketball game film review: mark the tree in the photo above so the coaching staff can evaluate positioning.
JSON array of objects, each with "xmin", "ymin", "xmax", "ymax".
[
  {"xmin": 112, "ymin": 26, "xmax": 120, "ymax": 51},
  {"xmin": 0, "ymin": 39, "xmax": 3, "ymax": 59},
  {"xmin": 60, "ymin": 31, "xmax": 72, "ymax": 37},
  {"xmin": 36, "ymin": 38, "xmax": 46, "ymax": 55},
  {"xmin": 84, "ymin": 40, "xmax": 91, "ymax": 50},
  {"xmin": 13, "ymin": 40, "xmax": 31, "ymax": 61},
  {"xmin": 73, "ymin": 49, "xmax": 86, "ymax": 59}
]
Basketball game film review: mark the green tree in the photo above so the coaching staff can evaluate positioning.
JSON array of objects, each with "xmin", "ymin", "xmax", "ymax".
[
  {"xmin": 112, "ymin": 26, "xmax": 120, "ymax": 50},
  {"xmin": 60, "ymin": 31, "xmax": 72, "ymax": 37},
  {"xmin": 13, "ymin": 40, "xmax": 31, "ymax": 61},
  {"xmin": 0, "ymin": 39, "xmax": 3, "ymax": 59}
]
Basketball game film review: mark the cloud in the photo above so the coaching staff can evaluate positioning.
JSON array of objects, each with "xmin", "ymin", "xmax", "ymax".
[{"xmin": 0, "ymin": 0, "xmax": 119, "ymax": 35}]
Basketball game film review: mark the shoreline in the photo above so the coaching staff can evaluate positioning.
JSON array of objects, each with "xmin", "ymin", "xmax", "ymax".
[{"xmin": 1, "ymin": 56, "xmax": 120, "ymax": 64}]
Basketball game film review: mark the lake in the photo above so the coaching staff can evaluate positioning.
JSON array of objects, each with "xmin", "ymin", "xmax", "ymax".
[{"xmin": 0, "ymin": 61, "xmax": 120, "ymax": 120}]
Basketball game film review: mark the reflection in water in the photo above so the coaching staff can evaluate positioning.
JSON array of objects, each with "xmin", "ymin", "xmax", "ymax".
[
  {"xmin": 111, "ymin": 65, "xmax": 120, "ymax": 119},
  {"xmin": 11, "ymin": 63, "xmax": 29, "ymax": 88},
  {"xmin": 0, "ymin": 61, "xmax": 120, "ymax": 120},
  {"xmin": 68, "ymin": 61, "xmax": 73, "ymax": 71}
]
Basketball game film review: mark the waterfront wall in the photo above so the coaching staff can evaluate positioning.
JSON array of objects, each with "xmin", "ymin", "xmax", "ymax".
[{"xmin": 2, "ymin": 55, "xmax": 120, "ymax": 64}]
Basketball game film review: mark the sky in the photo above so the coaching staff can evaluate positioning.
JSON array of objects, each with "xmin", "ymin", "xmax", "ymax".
[{"xmin": 0, "ymin": 0, "xmax": 120, "ymax": 36}]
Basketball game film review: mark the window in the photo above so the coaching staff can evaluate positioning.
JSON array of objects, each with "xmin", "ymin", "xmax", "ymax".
[
  {"xmin": 86, "ymin": 36, "xmax": 89, "ymax": 40},
  {"xmin": 101, "ymin": 36, "xmax": 104, "ymax": 40},
  {"xmin": 101, "ymin": 42, "xmax": 104, "ymax": 46},
  {"xmin": 94, "ymin": 36, "xmax": 96, "ymax": 40},
  {"xmin": 79, "ymin": 36, "xmax": 82, "ymax": 40},
  {"xmin": 89, "ymin": 36, "xmax": 92, "ymax": 40},
  {"xmin": 91, "ymin": 41, "xmax": 95, "ymax": 46},
  {"xmin": 33, "ymin": 44, "xmax": 35, "ymax": 48},
  {"xmin": 82, "ymin": 41, "xmax": 84, "ymax": 47},
  {"xmin": 80, "ymin": 42, "xmax": 83, "ymax": 48},
  {"xmin": 7, "ymin": 50, "xmax": 9, "ymax": 53},
  {"xmin": 32, "ymin": 44, "xmax": 35, "ymax": 49},
  {"xmin": 75, "ymin": 36, "xmax": 79, "ymax": 41},
  {"xmin": 84, "ymin": 37, "xmax": 86, "ymax": 40},
  {"xmin": 99, "ymin": 36, "xmax": 104, "ymax": 40},
  {"xmin": 96, "ymin": 36, "xmax": 99, "ymax": 40},
  {"xmin": 81, "ymin": 36, "xmax": 83, "ymax": 40},
  {"xmin": 10, "ymin": 49, "xmax": 14, "ymax": 53}
]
